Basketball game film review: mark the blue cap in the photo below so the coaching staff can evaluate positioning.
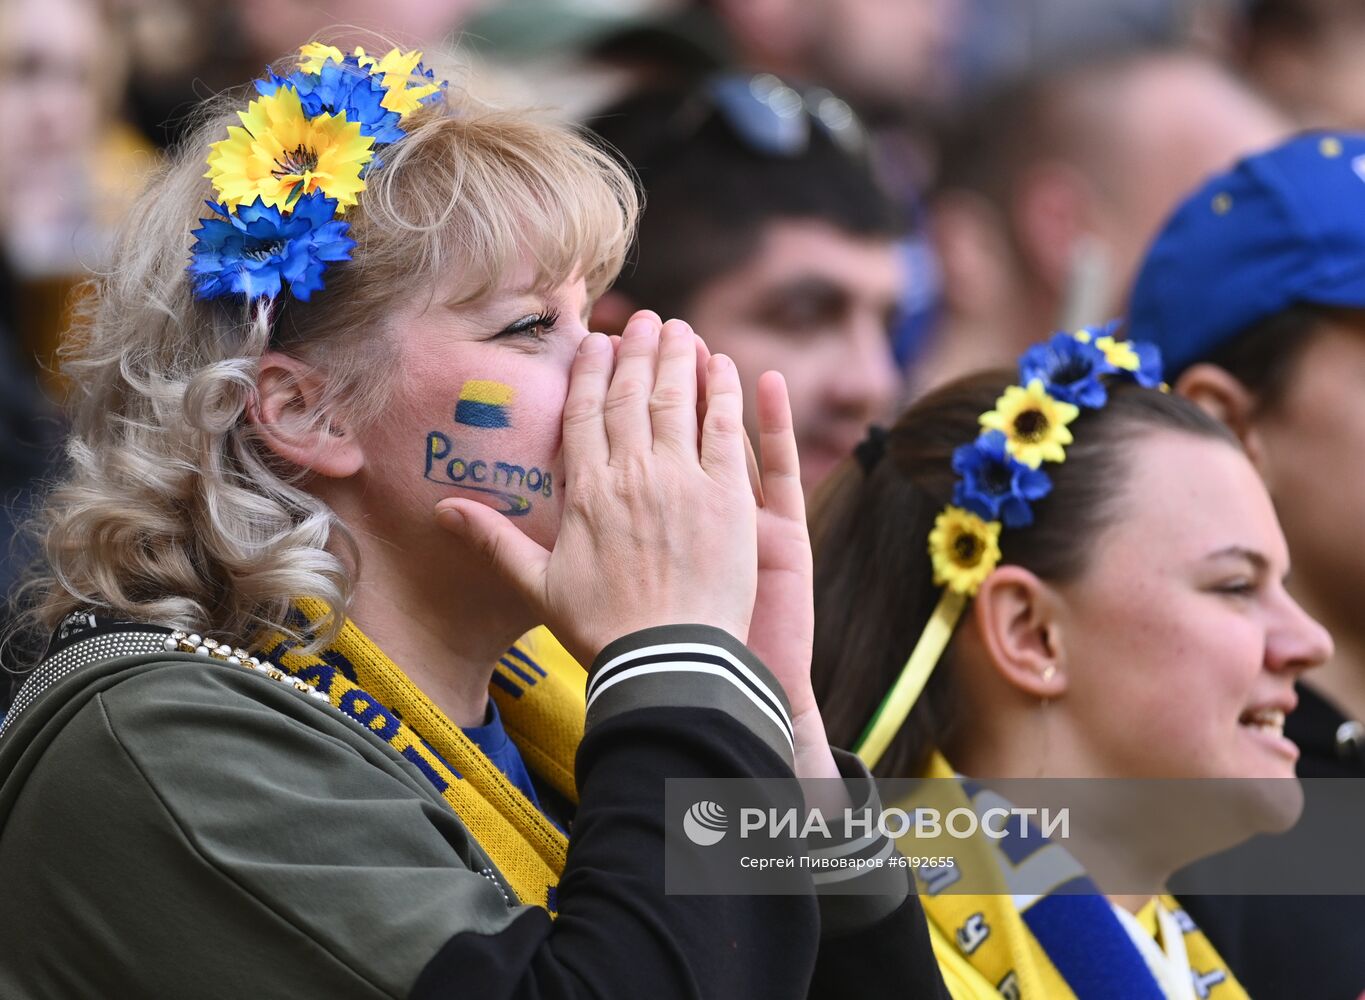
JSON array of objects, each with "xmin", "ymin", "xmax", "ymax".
[{"xmin": 1127, "ymin": 131, "xmax": 1365, "ymax": 376}]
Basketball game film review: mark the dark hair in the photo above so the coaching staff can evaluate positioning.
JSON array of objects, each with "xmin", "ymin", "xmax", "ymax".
[
  {"xmin": 1196, "ymin": 303, "xmax": 1341, "ymax": 413},
  {"xmin": 587, "ymin": 84, "xmax": 901, "ymax": 318},
  {"xmin": 1246, "ymin": 0, "xmax": 1365, "ymax": 44},
  {"xmin": 810, "ymin": 375, "xmax": 1237, "ymax": 778}
]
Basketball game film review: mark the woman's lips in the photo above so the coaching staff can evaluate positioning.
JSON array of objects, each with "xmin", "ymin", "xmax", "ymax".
[{"xmin": 1239, "ymin": 707, "xmax": 1300, "ymax": 763}]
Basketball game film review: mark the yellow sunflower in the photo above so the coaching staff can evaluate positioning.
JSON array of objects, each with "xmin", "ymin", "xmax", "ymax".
[
  {"xmin": 205, "ymin": 88, "xmax": 374, "ymax": 213},
  {"xmin": 297, "ymin": 42, "xmax": 345, "ymax": 74},
  {"xmin": 979, "ymin": 379, "xmax": 1079, "ymax": 468},
  {"xmin": 1073, "ymin": 328, "xmax": 1140, "ymax": 371},
  {"xmin": 928, "ymin": 506, "xmax": 1002, "ymax": 596},
  {"xmin": 1093, "ymin": 334, "xmax": 1140, "ymax": 372},
  {"xmin": 355, "ymin": 47, "xmax": 442, "ymax": 117}
]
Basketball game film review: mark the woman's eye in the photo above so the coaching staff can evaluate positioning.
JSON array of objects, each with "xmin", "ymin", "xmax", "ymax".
[
  {"xmin": 497, "ymin": 310, "xmax": 560, "ymax": 340},
  {"xmin": 1216, "ymin": 579, "xmax": 1257, "ymax": 597}
]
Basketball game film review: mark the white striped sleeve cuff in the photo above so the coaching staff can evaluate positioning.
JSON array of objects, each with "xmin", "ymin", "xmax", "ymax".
[
  {"xmin": 807, "ymin": 747, "xmax": 911, "ymax": 935},
  {"xmin": 585, "ymin": 625, "xmax": 794, "ymax": 765}
]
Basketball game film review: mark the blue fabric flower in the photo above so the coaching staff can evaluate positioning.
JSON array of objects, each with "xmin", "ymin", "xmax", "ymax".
[
  {"xmin": 1081, "ymin": 319, "xmax": 1165, "ymax": 388},
  {"xmin": 1018, "ymin": 331, "xmax": 1117, "ymax": 408},
  {"xmin": 257, "ymin": 57, "xmax": 405, "ymax": 146},
  {"xmin": 413, "ymin": 62, "xmax": 445, "ymax": 109},
  {"xmin": 952, "ymin": 430, "xmax": 1053, "ymax": 528},
  {"xmin": 1128, "ymin": 340, "xmax": 1164, "ymax": 388},
  {"xmin": 188, "ymin": 193, "xmax": 355, "ymax": 302}
]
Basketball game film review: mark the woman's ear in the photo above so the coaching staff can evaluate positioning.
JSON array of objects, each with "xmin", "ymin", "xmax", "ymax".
[
  {"xmin": 1174, "ymin": 363, "xmax": 1265, "ymax": 468},
  {"xmin": 972, "ymin": 565, "xmax": 1068, "ymax": 701},
  {"xmin": 248, "ymin": 351, "xmax": 364, "ymax": 478}
]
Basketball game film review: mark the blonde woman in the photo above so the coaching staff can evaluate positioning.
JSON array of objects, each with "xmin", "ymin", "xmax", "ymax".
[{"xmin": 0, "ymin": 46, "xmax": 942, "ymax": 998}]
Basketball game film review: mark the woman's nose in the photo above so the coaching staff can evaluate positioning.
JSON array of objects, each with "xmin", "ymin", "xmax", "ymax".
[{"xmin": 1268, "ymin": 593, "xmax": 1334, "ymax": 675}]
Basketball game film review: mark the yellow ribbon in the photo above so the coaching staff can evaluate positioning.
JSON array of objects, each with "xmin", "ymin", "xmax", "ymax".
[{"xmin": 854, "ymin": 589, "xmax": 966, "ymax": 769}]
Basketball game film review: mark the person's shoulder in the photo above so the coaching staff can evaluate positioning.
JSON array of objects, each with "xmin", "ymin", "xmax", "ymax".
[
  {"xmin": 0, "ymin": 642, "xmax": 501, "ymax": 1000},
  {"xmin": 0, "ymin": 621, "xmax": 402, "ymax": 804},
  {"xmin": 89, "ymin": 653, "xmax": 421, "ymax": 791}
]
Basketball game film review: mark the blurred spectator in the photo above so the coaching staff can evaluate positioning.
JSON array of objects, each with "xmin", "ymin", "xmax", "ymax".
[
  {"xmin": 0, "ymin": 0, "xmax": 109, "ymax": 700},
  {"xmin": 0, "ymin": 0, "xmax": 155, "ymax": 380},
  {"xmin": 1233, "ymin": 0, "xmax": 1365, "ymax": 129},
  {"xmin": 467, "ymin": 2, "xmax": 958, "ymax": 379},
  {"xmin": 914, "ymin": 48, "xmax": 1288, "ymax": 393},
  {"xmin": 589, "ymin": 77, "xmax": 904, "ymax": 494},
  {"xmin": 0, "ymin": 0, "xmax": 150, "ymax": 273},
  {"xmin": 701, "ymin": 0, "xmax": 964, "ymax": 373}
]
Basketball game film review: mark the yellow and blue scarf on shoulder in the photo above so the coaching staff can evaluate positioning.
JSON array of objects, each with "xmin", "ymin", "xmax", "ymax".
[
  {"xmin": 255, "ymin": 598, "xmax": 584, "ymax": 913},
  {"xmin": 905, "ymin": 752, "xmax": 1248, "ymax": 1000}
]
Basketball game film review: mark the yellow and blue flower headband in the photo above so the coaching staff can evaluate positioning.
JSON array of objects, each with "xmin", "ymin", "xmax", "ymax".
[
  {"xmin": 188, "ymin": 43, "xmax": 447, "ymax": 303},
  {"xmin": 853, "ymin": 323, "xmax": 1165, "ymax": 769}
]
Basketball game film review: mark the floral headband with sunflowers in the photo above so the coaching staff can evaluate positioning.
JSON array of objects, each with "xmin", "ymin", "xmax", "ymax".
[
  {"xmin": 188, "ymin": 43, "xmax": 447, "ymax": 303},
  {"xmin": 854, "ymin": 323, "xmax": 1165, "ymax": 769}
]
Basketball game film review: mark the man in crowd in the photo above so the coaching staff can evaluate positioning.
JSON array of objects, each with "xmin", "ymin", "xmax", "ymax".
[
  {"xmin": 916, "ymin": 48, "xmax": 1288, "ymax": 392},
  {"xmin": 589, "ymin": 79, "xmax": 905, "ymax": 494}
]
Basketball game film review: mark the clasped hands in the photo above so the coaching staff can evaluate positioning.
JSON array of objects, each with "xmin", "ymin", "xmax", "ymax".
[{"xmin": 435, "ymin": 310, "xmax": 840, "ymax": 782}]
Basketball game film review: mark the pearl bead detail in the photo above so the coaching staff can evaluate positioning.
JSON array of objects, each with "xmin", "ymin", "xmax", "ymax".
[{"xmin": 163, "ymin": 626, "xmax": 328, "ymax": 704}]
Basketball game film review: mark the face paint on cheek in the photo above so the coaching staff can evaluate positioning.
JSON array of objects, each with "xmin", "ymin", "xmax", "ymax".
[
  {"xmin": 454, "ymin": 379, "xmax": 515, "ymax": 428},
  {"xmin": 423, "ymin": 431, "xmax": 553, "ymax": 517}
]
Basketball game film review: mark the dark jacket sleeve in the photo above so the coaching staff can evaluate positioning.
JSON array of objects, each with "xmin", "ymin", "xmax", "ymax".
[
  {"xmin": 804, "ymin": 748, "xmax": 951, "ymax": 1000},
  {"xmin": 413, "ymin": 625, "xmax": 820, "ymax": 999}
]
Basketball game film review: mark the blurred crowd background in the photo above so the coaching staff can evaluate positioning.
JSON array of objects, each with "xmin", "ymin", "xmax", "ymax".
[{"xmin": 3, "ymin": 0, "xmax": 1364, "ymax": 663}]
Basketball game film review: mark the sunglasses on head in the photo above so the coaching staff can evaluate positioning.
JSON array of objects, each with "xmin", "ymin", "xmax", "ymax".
[{"xmin": 653, "ymin": 73, "xmax": 869, "ymax": 163}]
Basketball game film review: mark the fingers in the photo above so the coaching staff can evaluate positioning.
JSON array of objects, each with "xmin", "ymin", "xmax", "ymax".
[
  {"xmin": 692, "ymin": 331, "xmax": 761, "ymax": 501},
  {"xmin": 649, "ymin": 319, "xmax": 700, "ymax": 458},
  {"xmin": 756, "ymin": 370, "xmax": 805, "ymax": 522},
  {"xmin": 692, "ymin": 332, "xmax": 712, "ymax": 411},
  {"xmin": 604, "ymin": 311, "xmax": 661, "ymax": 460},
  {"xmin": 699, "ymin": 354, "xmax": 747, "ymax": 482},
  {"xmin": 561, "ymin": 332, "xmax": 613, "ymax": 471},
  {"xmin": 743, "ymin": 432, "xmax": 766, "ymax": 507},
  {"xmin": 434, "ymin": 499, "xmax": 550, "ymax": 607}
]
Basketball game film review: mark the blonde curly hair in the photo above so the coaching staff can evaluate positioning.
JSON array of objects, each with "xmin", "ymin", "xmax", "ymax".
[{"xmin": 14, "ymin": 55, "xmax": 638, "ymax": 657}]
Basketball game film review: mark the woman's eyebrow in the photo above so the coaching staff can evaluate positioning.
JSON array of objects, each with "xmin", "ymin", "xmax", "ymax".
[
  {"xmin": 459, "ymin": 292, "xmax": 539, "ymax": 319},
  {"xmin": 1203, "ymin": 545, "xmax": 1272, "ymax": 574}
]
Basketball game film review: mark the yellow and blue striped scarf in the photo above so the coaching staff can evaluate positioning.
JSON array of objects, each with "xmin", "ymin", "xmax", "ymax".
[
  {"xmin": 255, "ymin": 598, "xmax": 586, "ymax": 912},
  {"xmin": 905, "ymin": 752, "xmax": 1248, "ymax": 1000}
]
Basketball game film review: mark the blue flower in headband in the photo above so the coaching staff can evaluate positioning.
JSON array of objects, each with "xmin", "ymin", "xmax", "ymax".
[
  {"xmin": 189, "ymin": 192, "xmax": 356, "ymax": 302},
  {"xmin": 1075, "ymin": 321, "xmax": 1165, "ymax": 389},
  {"xmin": 1127, "ymin": 340, "xmax": 1164, "ymax": 388},
  {"xmin": 257, "ymin": 56, "xmax": 405, "ymax": 146},
  {"xmin": 1019, "ymin": 331, "xmax": 1117, "ymax": 408},
  {"xmin": 951, "ymin": 430, "xmax": 1053, "ymax": 529}
]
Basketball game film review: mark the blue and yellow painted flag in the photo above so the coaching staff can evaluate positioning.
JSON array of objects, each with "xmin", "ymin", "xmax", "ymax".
[{"xmin": 455, "ymin": 380, "xmax": 514, "ymax": 428}]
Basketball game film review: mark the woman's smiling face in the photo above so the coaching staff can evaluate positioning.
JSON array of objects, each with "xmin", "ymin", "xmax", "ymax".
[
  {"xmin": 1052, "ymin": 430, "xmax": 1332, "ymax": 781},
  {"xmin": 348, "ymin": 260, "xmax": 594, "ymax": 555}
]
